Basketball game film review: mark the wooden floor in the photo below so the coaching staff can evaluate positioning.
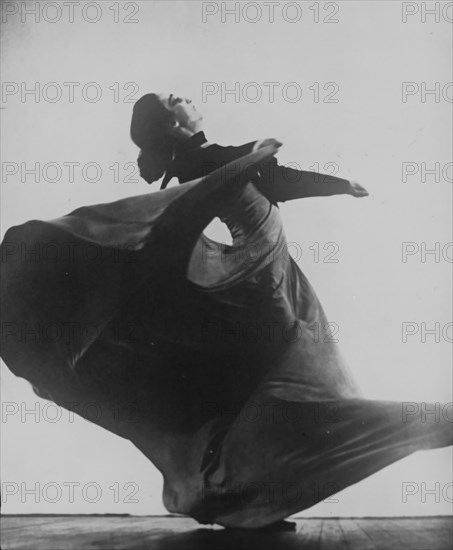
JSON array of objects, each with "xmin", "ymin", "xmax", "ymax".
[{"xmin": 1, "ymin": 516, "xmax": 452, "ymax": 550}]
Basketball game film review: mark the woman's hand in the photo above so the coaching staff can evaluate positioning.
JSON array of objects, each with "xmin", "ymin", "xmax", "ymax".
[
  {"xmin": 348, "ymin": 180, "xmax": 369, "ymax": 198},
  {"xmin": 253, "ymin": 138, "xmax": 283, "ymax": 152}
]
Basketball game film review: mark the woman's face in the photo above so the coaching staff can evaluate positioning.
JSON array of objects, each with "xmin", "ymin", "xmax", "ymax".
[{"xmin": 157, "ymin": 93, "xmax": 203, "ymax": 135}]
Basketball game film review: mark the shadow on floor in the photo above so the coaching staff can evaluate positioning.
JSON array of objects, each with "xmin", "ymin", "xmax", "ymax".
[{"xmin": 2, "ymin": 516, "xmax": 452, "ymax": 550}]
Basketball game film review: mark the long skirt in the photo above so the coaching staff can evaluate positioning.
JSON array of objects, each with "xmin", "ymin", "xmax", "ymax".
[{"xmin": 1, "ymin": 146, "xmax": 451, "ymax": 528}]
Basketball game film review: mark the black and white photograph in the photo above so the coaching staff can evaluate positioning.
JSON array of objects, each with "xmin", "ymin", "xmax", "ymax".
[{"xmin": 1, "ymin": 1, "xmax": 452, "ymax": 548}]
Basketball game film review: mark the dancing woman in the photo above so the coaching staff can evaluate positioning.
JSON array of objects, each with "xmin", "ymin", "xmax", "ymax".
[{"xmin": 1, "ymin": 93, "xmax": 451, "ymax": 530}]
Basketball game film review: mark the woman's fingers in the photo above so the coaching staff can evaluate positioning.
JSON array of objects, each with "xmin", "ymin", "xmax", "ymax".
[{"xmin": 349, "ymin": 181, "xmax": 369, "ymax": 197}]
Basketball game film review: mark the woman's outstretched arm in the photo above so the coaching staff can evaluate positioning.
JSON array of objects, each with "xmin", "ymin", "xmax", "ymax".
[{"xmin": 173, "ymin": 135, "xmax": 368, "ymax": 204}]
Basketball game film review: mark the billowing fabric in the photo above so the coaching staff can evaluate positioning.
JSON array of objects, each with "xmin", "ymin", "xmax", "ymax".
[{"xmin": 1, "ymin": 145, "xmax": 451, "ymax": 528}]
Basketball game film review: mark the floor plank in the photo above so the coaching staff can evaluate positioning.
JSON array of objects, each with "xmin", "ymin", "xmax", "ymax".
[
  {"xmin": 319, "ymin": 518, "xmax": 348, "ymax": 550},
  {"xmin": 296, "ymin": 518, "xmax": 323, "ymax": 549},
  {"xmin": 1, "ymin": 516, "xmax": 452, "ymax": 550},
  {"xmin": 338, "ymin": 518, "xmax": 376, "ymax": 550},
  {"xmin": 357, "ymin": 518, "xmax": 413, "ymax": 550}
]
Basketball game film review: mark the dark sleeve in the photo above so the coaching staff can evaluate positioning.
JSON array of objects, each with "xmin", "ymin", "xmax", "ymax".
[{"xmin": 255, "ymin": 157, "xmax": 352, "ymax": 204}]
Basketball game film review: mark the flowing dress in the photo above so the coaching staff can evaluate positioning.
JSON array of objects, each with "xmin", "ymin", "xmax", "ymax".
[{"xmin": 1, "ymin": 143, "xmax": 451, "ymax": 528}]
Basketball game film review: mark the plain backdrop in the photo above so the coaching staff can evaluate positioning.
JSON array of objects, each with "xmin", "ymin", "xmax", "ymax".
[{"xmin": 1, "ymin": 0, "xmax": 452, "ymax": 516}]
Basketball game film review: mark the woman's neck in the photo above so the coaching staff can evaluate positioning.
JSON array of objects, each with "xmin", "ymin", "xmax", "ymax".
[{"xmin": 175, "ymin": 127, "xmax": 196, "ymax": 141}]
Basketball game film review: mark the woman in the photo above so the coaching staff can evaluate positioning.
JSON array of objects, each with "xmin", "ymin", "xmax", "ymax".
[{"xmin": 1, "ymin": 93, "xmax": 451, "ymax": 530}]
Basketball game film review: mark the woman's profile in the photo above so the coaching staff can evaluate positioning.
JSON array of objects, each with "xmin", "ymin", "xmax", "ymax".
[{"xmin": 1, "ymin": 92, "xmax": 451, "ymax": 530}]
